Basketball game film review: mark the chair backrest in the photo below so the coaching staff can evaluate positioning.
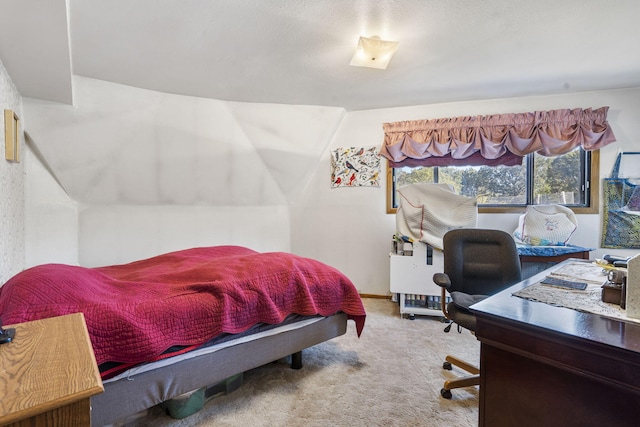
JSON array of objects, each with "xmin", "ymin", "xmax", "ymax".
[{"xmin": 443, "ymin": 228, "xmax": 522, "ymax": 296}]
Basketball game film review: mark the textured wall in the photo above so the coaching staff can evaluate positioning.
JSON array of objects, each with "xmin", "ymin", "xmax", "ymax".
[{"xmin": 0, "ymin": 61, "xmax": 25, "ymax": 285}]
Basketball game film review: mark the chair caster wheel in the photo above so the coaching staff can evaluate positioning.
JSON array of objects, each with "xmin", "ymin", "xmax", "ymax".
[
  {"xmin": 441, "ymin": 388, "xmax": 452, "ymax": 399},
  {"xmin": 443, "ymin": 361, "xmax": 452, "ymax": 370}
]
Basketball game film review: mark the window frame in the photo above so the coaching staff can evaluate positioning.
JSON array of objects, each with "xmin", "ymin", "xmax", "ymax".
[{"xmin": 386, "ymin": 150, "xmax": 600, "ymax": 215}]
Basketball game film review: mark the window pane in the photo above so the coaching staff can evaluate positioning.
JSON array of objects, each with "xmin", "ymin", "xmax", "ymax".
[
  {"xmin": 388, "ymin": 148, "xmax": 592, "ymax": 212},
  {"xmin": 394, "ymin": 166, "xmax": 435, "ymax": 208},
  {"xmin": 438, "ymin": 164, "xmax": 527, "ymax": 204},
  {"xmin": 533, "ymin": 149, "xmax": 583, "ymax": 205},
  {"xmin": 395, "ymin": 166, "xmax": 435, "ymax": 186},
  {"xmin": 394, "ymin": 163, "xmax": 527, "ymax": 205}
]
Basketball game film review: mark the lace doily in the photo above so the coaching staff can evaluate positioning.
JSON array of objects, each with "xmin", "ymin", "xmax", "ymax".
[{"xmin": 512, "ymin": 261, "xmax": 640, "ymax": 324}]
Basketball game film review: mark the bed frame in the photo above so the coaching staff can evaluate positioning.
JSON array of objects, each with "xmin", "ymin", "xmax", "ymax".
[{"xmin": 91, "ymin": 313, "xmax": 348, "ymax": 426}]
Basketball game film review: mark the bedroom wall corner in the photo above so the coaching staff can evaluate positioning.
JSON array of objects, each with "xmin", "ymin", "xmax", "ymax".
[
  {"xmin": 77, "ymin": 205, "xmax": 291, "ymax": 267},
  {"xmin": 24, "ymin": 78, "xmax": 345, "ymax": 267},
  {"xmin": 22, "ymin": 127, "xmax": 79, "ymax": 267},
  {"xmin": 0, "ymin": 60, "xmax": 25, "ymax": 285},
  {"xmin": 290, "ymin": 112, "xmax": 396, "ymax": 297}
]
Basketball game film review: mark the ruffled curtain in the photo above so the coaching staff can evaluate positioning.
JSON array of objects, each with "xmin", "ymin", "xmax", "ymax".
[{"xmin": 380, "ymin": 107, "xmax": 616, "ymax": 167}]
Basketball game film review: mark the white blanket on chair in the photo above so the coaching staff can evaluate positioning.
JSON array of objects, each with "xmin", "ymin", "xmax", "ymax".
[{"xmin": 396, "ymin": 183, "xmax": 477, "ymax": 249}]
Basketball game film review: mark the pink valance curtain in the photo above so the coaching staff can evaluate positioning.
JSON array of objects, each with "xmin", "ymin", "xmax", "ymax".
[{"xmin": 380, "ymin": 107, "xmax": 616, "ymax": 167}]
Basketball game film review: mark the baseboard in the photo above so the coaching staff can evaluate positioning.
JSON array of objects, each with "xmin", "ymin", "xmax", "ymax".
[{"xmin": 359, "ymin": 294, "xmax": 392, "ymax": 300}]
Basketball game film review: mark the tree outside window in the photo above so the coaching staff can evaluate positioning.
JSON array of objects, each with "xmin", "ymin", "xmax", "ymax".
[{"xmin": 390, "ymin": 148, "xmax": 594, "ymax": 213}]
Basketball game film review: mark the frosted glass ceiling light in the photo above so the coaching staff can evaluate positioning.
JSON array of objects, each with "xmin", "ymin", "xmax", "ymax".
[{"xmin": 349, "ymin": 35, "xmax": 399, "ymax": 70}]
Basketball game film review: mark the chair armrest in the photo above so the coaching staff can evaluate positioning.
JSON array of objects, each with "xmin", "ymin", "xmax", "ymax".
[{"xmin": 433, "ymin": 272, "xmax": 451, "ymax": 289}]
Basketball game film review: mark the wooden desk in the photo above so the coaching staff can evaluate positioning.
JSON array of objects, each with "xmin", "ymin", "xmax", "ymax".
[
  {"xmin": 518, "ymin": 249, "xmax": 591, "ymax": 279},
  {"xmin": 471, "ymin": 260, "xmax": 640, "ymax": 427},
  {"xmin": 0, "ymin": 313, "xmax": 104, "ymax": 426},
  {"xmin": 518, "ymin": 249, "xmax": 590, "ymax": 264}
]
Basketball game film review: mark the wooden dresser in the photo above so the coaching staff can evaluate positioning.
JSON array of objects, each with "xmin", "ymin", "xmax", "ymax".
[{"xmin": 0, "ymin": 313, "xmax": 104, "ymax": 426}]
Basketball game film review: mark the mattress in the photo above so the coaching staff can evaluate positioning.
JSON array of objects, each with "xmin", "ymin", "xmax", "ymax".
[
  {"xmin": 101, "ymin": 314, "xmax": 322, "ymax": 382},
  {"xmin": 92, "ymin": 313, "xmax": 349, "ymax": 426}
]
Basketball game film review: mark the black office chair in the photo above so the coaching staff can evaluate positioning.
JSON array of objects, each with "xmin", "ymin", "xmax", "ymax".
[{"xmin": 433, "ymin": 228, "xmax": 522, "ymax": 399}]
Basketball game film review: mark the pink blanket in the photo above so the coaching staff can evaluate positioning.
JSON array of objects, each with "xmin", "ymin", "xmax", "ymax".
[{"xmin": 0, "ymin": 246, "xmax": 365, "ymax": 369}]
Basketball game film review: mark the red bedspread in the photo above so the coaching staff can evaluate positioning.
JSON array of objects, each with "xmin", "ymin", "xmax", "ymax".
[{"xmin": 0, "ymin": 246, "xmax": 365, "ymax": 369}]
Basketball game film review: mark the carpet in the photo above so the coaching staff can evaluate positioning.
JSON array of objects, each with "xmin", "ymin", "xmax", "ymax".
[{"xmin": 120, "ymin": 298, "xmax": 480, "ymax": 427}]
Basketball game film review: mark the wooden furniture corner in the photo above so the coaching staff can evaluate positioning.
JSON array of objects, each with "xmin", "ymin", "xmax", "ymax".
[
  {"xmin": 518, "ymin": 249, "xmax": 590, "ymax": 264},
  {"xmin": 0, "ymin": 313, "xmax": 104, "ymax": 426}
]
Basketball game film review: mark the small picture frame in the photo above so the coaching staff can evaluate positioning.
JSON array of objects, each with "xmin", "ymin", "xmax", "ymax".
[{"xmin": 4, "ymin": 109, "xmax": 20, "ymax": 162}]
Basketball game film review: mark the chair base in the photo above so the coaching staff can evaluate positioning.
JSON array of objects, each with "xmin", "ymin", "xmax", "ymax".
[{"xmin": 441, "ymin": 355, "xmax": 479, "ymax": 399}]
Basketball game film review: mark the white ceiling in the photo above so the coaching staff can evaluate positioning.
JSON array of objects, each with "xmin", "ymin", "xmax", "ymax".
[{"xmin": 1, "ymin": 0, "xmax": 640, "ymax": 111}]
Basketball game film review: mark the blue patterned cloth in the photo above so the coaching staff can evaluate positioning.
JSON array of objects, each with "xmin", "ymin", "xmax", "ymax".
[{"xmin": 517, "ymin": 244, "xmax": 593, "ymax": 257}]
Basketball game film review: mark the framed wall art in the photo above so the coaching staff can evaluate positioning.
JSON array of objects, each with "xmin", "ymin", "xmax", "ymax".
[
  {"xmin": 4, "ymin": 109, "xmax": 20, "ymax": 163},
  {"xmin": 331, "ymin": 146, "xmax": 381, "ymax": 188}
]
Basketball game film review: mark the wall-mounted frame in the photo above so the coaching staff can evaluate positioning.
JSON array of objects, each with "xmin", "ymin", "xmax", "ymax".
[{"xmin": 4, "ymin": 109, "xmax": 20, "ymax": 162}]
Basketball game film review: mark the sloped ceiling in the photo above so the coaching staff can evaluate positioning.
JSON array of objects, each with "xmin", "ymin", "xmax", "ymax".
[
  {"xmin": 1, "ymin": 0, "xmax": 639, "ymax": 111},
  {"xmin": 24, "ymin": 77, "xmax": 345, "ymax": 205}
]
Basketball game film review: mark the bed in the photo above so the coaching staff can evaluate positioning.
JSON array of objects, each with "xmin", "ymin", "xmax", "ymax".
[{"xmin": 0, "ymin": 246, "xmax": 366, "ymax": 426}]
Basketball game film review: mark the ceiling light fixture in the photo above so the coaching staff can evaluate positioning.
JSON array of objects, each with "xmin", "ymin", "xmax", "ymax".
[{"xmin": 349, "ymin": 35, "xmax": 399, "ymax": 70}]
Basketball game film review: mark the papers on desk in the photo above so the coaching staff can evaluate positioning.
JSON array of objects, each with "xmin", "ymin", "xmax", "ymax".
[
  {"xmin": 544, "ymin": 261, "xmax": 607, "ymax": 286},
  {"xmin": 540, "ymin": 276, "xmax": 587, "ymax": 290},
  {"xmin": 513, "ymin": 261, "xmax": 639, "ymax": 324}
]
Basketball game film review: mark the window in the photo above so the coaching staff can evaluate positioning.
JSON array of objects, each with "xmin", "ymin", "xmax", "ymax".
[{"xmin": 386, "ymin": 148, "xmax": 599, "ymax": 214}]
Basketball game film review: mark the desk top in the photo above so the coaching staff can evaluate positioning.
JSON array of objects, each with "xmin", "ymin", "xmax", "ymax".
[
  {"xmin": 0, "ymin": 313, "xmax": 104, "ymax": 425},
  {"xmin": 471, "ymin": 259, "xmax": 640, "ymax": 355}
]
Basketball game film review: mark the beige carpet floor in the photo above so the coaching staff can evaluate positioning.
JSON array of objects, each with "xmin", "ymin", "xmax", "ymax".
[{"xmin": 122, "ymin": 298, "xmax": 480, "ymax": 427}]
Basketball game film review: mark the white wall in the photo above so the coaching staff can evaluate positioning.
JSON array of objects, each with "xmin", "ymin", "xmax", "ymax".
[
  {"xmin": 23, "ymin": 133, "xmax": 78, "ymax": 266},
  {"xmin": 7, "ymin": 69, "xmax": 640, "ymax": 295},
  {"xmin": 0, "ymin": 61, "xmax": 25, "ymax": 284},
  {"xmin": 292, "ymin": 87, "xmax": 640, "ymax": 295},
  {"xmin": 77, "ymin": 204, "xmax": 291, "ymax": 266},
  {"xmin": 23, "ymin": 77, "xmax": 345, "ymax": 266}
]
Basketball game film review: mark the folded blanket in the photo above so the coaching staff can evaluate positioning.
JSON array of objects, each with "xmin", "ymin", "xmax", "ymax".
[
  {"xmin": 0, "ymin": 246, "xmax": 366, "ymax": 367},
  {"xmin": 396, "ymin": 183, "xmax": 478, "ymax": 249}
]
